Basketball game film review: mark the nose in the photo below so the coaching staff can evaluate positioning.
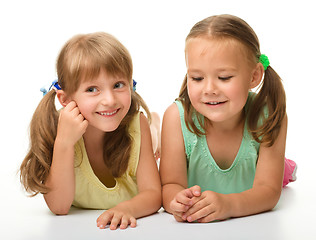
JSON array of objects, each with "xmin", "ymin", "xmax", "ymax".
[
  {"xmin": 203, "ymin": 78, "xmax": 218, "ymax": 95},
  {"xmin": 100, "ymin": 90, "xmax": 116, "ymax": 106}
]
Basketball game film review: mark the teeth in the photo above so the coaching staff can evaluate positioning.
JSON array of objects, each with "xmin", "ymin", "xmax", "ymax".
[
  {"xmin": 207, "ymin": 102, "xmax": 220, "ymax": 105},
  {"xmin": 99, "ymin": 110, "xmax": 118, "ymax": 116}
]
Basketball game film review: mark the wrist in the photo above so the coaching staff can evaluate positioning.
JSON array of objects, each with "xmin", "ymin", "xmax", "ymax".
[
  {"xmin": 54, "ymin": 136, "xmax": 76, "ymax": 149},
  {"xmin": 226, "ymin": 193, "xmax": 241, "ymax": 218},
  {"xmin": 115, "ymin": 201, "xmax": 135, "ymax": 216}
]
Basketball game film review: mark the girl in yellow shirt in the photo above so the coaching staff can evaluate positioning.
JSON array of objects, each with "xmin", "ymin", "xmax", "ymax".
[{"xmin": 20, "ymin": 32, "xmax": 161, "ymax": 230}]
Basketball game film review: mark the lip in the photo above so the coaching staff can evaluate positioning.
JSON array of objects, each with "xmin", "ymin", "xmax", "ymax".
[
  {"xmin": 97, "ymin": 109, "xmax": 120, "ymax": 117},
  {"xmin": 204, "ymin": 101, "xmax": 227, "ymax": 107}
]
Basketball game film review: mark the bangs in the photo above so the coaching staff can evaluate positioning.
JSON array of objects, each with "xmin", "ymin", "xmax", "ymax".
[{"xmin": 58, "ymin": 32, "xmax": 133, "ymax": 94}]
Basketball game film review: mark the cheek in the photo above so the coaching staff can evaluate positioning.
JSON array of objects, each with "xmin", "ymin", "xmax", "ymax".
[
  {"xmin": 187, "ymin": 82, "xmax": 198, "ymax": 101},
  {"xmin": 122, "ymin": 92, "xmax": 132, "ymax": 110},
  {"xmin": 75, "ymin": 100, "xmax": 93, "ymax": 118},
  {"xmin": 228, "ymin": 85, "xmax": 249, "ymax": 108}
]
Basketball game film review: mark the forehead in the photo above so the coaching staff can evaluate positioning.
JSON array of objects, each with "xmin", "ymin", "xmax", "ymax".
[
  {"xmin": 79, "ymin": 67, "xmax": 126, "ymax": 83},
  {"xmin": 185, "ymin": 37, "xmax": 251, "ymax": 69}
]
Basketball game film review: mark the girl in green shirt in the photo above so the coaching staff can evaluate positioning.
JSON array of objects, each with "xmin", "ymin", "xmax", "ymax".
[{"xmin": 160, "ymin": 14, "xmax": 296, "ymax": 223}]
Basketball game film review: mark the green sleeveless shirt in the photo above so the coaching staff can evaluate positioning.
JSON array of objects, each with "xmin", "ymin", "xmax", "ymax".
[{"xmin": 175, "ymin": 97, "xmax": 260, "ymax": 194}]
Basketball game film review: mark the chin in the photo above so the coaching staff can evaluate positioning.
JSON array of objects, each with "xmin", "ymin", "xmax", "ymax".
[{"xmin": 103, "ymin": 123, "xmax": 122, "ymax": 132}]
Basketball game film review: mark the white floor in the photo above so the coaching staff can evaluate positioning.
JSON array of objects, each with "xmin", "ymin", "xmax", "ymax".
[{"xmin": 1, "ymin": 157, "xmax": 315, "ymax": 240}]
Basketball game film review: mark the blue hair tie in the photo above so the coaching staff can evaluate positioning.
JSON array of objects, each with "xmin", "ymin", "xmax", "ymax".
[
  {"xmin": 40, "ymin": 79, "xmax": 61, "ymax": 96},
  {"xmin": 133, "ymin": 79, "xmax": 137, "ymax": 91}
]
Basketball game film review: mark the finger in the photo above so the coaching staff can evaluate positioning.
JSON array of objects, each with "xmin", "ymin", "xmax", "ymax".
[
  {"xmin": 170, "ymin": 200, "xmax": 190, "ymax": 213},
  {"xmin": 76, "ymin": 113, "xmax": 86, "ymax": 123},
  {"xmin": 174, "ymin": 214, "xmax": 185, "ymax": 222},
  {"xmin": 64, "ymin": 101, "xmax": 77, "ymax": 110},
  {"xmin": 174, "ymin": 210, "xmax": 187, "ymax": 219},
  {"xmin": 81, "ymin": 119, "xmax": 89, "ymax": 130},
  {"xmin": 182, "ymin": 197, "xmax": 206, "ymax": 221},
  {"xmin": 189, "ymin": 185, "xmax": 201, "ymax": 197},
  {"xmin": 119, "ymin": 216, "xmax": 129, "ymax": 229},
  {"xmin": 186, "ymin": 205, "xmax": 214, "ymax": 223},
  {"xmin": 71, "ymin": 106, "xmax": 80, "ymax": 116},
  {"xmin": 97, "ymin": 212, "xmax": 112, "ymax": 229},
  {"xmin": 109, "ymin": 214, "xmax": 122, "ymax": 230},
  {"xmin": 197, "ymin": 213, "xmax": 218, "ymax": 223},
  {"xmin": 130, "ymin": 217, "xmax": 137, "ymax": 228},
  {"xmin": 190, "ymin": 195, "xmax": 203, "ymax": 206},
  {"xmin": 175, "ymin": 189, "xmax": 195, "ymax": 205}
]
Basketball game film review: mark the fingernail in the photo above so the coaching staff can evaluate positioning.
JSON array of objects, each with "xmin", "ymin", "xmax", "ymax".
[{"xmin": 187, "ymin": 216, "xmax": 192, "ymax": 222}]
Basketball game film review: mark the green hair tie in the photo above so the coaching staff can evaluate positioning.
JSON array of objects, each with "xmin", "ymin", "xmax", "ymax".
[{"xmin": 259, "ymin": 54, "xmax": 270, "ymax": 71}]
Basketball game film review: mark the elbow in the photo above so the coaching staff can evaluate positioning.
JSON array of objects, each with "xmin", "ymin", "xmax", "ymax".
[
  {"xmin": 271, "ymin": 191, "xmax": 282, "ymax": 210},
  {"xmin": 153, "ymin": 190, "xmax": 163, "ymax": 212},
  {"xmin": 45, "ymin": 198, "xmax": 71, "ymax": 215},
  {"xmin": 49, "ymin": 205, "xmax": 71, "ymax": 215},
  {"xmin": 44, "ymin": 194, "xmax": 73, "ymax": 215},
  {"xmin": 150, "ymin": 188, "xmax": 162, "ymax": 213},
  {"xmin": 265, "ymin": 187, "xmax": 282, "ymax": 211}
]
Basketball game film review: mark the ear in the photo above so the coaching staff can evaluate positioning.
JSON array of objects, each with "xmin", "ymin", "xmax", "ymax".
[
  {"xmin": 56, "ymin": 90, "xmax": 71, "ymax": 107},
  {"xmin": 250, "ymin": 63, "xmax": 264, "ymax": 89}
]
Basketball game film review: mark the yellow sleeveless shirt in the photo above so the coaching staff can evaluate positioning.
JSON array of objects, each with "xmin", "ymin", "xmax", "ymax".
[{"xmin": 72, "ymin": 112, "xmax": 140, "ymax": 209}]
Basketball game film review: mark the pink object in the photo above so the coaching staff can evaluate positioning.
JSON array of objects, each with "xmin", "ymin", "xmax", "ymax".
[{"xmin": 283, "ymin": 158, "xmax": 297, "ymax": 187}]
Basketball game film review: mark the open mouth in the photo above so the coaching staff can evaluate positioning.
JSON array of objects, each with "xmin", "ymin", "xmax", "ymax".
[
  {"xmin": 98, "ymin": 109, "xmax": 119, "ymax": 116},
  {"xmin": 205, "ymin": 101, "xmax": 226, "ymax": 106}
]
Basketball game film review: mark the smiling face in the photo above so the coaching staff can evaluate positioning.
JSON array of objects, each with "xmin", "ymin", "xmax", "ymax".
[
  {"xmin": 71, "ymin": 69, "xmax": 132, "ymax": 133},
  {"xmin": 185, "ymin": 37, "xmax": 260, "ymax": 127}
]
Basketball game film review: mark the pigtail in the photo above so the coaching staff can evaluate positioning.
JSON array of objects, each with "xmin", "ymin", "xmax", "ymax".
[
  {"xmin": 248, "ymin": 66, "xmax": 286, "ymax": 147},
  {"xmin": 20, "ymin": 90, "xmax": 59, "ymax": 196},
  {"xmin": 133, "ymin": 91, "xmax": 151, "ymax": 123}
]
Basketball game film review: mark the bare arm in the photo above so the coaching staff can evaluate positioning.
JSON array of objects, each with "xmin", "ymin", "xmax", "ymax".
[
  {"xmin": 43, "ymin": 101, "xmax": 88, "ymax": 215},
  {"xmin": 97, "ymin": 113, "xmax": 161, "ymax": 229},
  {"xmin": 228, "ymin": 115, "xmax": 287, "ymax": 216},
  {"xmin": 159, "ymin": 104, "xmax": 188, "ymax": 214},
  {"xmin": 122, "ymin": 113, "xmax": 162, "ymax": 217}
]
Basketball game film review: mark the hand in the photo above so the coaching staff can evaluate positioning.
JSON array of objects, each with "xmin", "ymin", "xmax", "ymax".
[
  {"xmin": 96, "ymin": 204, "xmax": 137, "ymax": 230},
  {"xmin": 182, "ymin": 190, "xmax": 231, "ymax": 223},
  {"xmin": 56, "ymin": 101, "xmax": 88, "ymax": 146},
  {"xmin": 170, "ymin": 185, "xmax": 201, "ymax": 222}
]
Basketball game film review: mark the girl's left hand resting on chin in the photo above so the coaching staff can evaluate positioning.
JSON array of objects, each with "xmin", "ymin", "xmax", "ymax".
[{"xmin": 97, "ymin": 203, "xmax": 136, "ymax": 230}]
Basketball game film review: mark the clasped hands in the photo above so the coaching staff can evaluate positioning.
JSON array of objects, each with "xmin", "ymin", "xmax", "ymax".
[{"xmin": 170, "ymin": 185, "xmax": 231, "ymax": 223}]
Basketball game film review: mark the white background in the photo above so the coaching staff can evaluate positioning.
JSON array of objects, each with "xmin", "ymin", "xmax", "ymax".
[{"xmin": 0, "ymin": 0, "xmax": 315, "ymax": 239}]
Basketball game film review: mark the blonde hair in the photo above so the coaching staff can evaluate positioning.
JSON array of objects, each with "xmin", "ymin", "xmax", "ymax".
[
  {"xmin": 20, "ymin": 32, "xmax": 151, "ymax": 196},
  {"xmin": 178, "ymin": 14, "xmax": 286, "ymax": 146}
]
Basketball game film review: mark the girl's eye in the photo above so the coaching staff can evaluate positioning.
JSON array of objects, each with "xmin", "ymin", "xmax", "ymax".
[
  {"xmin": 191, "ymin": 77, "xmax": 204, "ymax": 81},
  {"xmin": 114, "ymin": 82, "xmax": 125, "ymax": 89},
  {"xmin": 87, "ymin": 87, "xmax": 98, "ymax": 92},
  {"xmin": 218, "ymin": 76, "xmax": 233, "ymax": 81}
]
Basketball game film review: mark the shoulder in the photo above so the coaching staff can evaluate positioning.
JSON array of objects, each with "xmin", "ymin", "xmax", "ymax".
[
  {"xmin": 139, "ymin": 112, "xmax": 150, "ymax": 135},
  {"xmin": 163, "ymin": 102, "xmax": 181, "ymax": 123},
  {"xmin": 162, "ymin": 103, "xmax": 183, "ymax": 146},
  {"xmin": 139, "ymin": 111, "xmax": 148, "ymax": 125}
]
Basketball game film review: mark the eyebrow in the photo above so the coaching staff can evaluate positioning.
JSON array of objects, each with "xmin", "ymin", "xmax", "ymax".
[
  {"xmin": 187, "ymin": 69, "xmax": 204, "ymax": 74},
  {"xmin": 187, "ymin": 67, "xmax": 237, "ymax": 74}
]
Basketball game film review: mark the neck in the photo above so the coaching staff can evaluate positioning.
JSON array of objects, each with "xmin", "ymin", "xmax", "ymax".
[
  {"xmin": 206, "ymin": 110, "xmax": 245, "ymax": 133},
  {"xmin": 83, "ymin": 125, "xmax": 106, "ymax": 151}
]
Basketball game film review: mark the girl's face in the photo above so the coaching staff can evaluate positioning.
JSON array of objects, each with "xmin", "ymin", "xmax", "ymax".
[
  {"xmin": 71, "ymin": 69, "xmax": 131, "ymax": 133},
  {"xmin": 185, "ymin": 37, "xmax": 259, "ymax": 127}
]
